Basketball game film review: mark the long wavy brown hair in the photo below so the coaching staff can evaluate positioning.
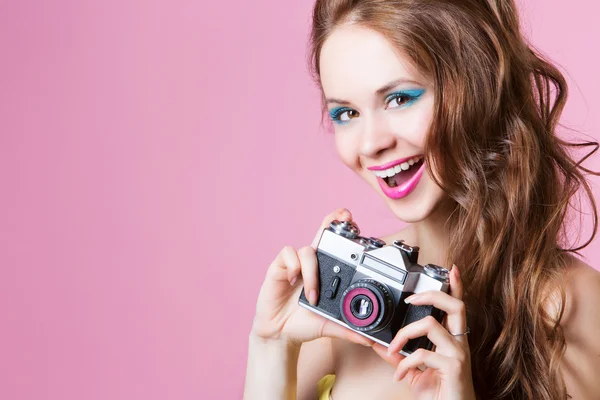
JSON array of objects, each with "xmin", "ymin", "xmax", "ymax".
[{"xmin": 308, "ymin": 0, "xmax": 598, "ymax": 398}]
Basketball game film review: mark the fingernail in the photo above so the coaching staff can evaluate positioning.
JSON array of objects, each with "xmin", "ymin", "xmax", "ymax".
[
  {"xmin": 289, "ymin": 276, "xmax": 297, "ymax": 286},
  {"xmin": 392, "ymin": 370, "xmax": 401, "ymax": 382},
  {"xmin": 404, "ymin": 294, "xmax": 416, "ymax": 304},
  {"xmin": 454, "ymin": 265, "xmax": 461, "ymax": 278},
  {"xmin": 309, "ymin": 290, "xmax": 318, "ymax": 305}
]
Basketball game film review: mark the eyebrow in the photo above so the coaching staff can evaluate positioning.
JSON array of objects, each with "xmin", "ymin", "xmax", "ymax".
[{"xmin": 325, "ymin": 77, "xmax": 423, "ymax": 105}]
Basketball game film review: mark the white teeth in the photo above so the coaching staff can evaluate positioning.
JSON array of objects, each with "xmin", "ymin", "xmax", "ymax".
[{"xmin": 371, "ymin": 156, "xmax": 423, "ymax": 179}]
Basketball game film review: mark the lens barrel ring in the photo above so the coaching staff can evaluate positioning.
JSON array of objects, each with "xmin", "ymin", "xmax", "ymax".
[{"xmin": 340, "ymin": 279, "xmax": 393, "ymax": 332}]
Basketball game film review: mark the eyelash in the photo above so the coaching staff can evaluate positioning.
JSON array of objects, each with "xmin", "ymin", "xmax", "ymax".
[{"xmin": 329, "ymin": 90, "xmax": 424, "ymax": 125}]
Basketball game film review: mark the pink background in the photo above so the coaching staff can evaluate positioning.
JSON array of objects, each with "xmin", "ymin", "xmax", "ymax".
[{"xmin": 1, "ymin": 1, "xmax": 598, "ymax": 399}]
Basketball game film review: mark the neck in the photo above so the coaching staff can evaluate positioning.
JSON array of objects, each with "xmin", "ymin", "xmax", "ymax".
[{"xmin": 407, "ymin": 198, "xmax": 455, "ymax": 268}]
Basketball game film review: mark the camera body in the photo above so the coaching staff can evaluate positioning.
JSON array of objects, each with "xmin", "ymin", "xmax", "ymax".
[{"xmin": 299, "ymin": 220, "xmax": 450, "ymax": 356}]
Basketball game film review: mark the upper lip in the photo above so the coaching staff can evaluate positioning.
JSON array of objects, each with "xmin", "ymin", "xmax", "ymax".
[{"xmin": 366, "ymin": 155, "xmax": 423, "ymax": 171}]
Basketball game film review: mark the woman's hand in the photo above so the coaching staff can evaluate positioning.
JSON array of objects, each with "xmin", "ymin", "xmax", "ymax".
[
  {"xmin": 251, "ymin": 208, "xmax": 374, "ymax": 347},
  {"xmin": 372, "ymin": 266, "xmax": 476, "ymax": 400}
]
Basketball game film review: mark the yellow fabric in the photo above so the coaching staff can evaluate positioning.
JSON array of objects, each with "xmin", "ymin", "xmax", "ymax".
[{"xmin": 317, "ymin": 374, "xmax": 336, "ymax": 400}]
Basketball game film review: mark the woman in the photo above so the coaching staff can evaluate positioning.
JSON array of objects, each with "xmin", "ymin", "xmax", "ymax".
[{"xmin": 244, "ymin": 0, "xmax": 600, "ymax": 399}]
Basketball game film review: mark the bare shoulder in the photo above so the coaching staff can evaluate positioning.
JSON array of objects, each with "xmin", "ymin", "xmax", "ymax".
[
  {"xmin": 559, "ymin": 255, "xmax": 600, "ymax": 329},
  {"xmin": 554, "ymin": 255, "xmax": 600, "ymax": 399}
]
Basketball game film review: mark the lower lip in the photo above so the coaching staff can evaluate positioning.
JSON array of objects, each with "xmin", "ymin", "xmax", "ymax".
[{"xmin": 376, "ymin": 162, "xmax": 425, "ymax": 200}]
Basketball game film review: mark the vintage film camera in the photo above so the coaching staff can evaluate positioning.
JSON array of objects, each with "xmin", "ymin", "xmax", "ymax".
[{"xmin": 299, "ymin": 220, "xmax": 450, "ymax": 356}]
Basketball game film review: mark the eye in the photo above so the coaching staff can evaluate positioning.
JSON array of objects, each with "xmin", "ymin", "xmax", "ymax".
[
  {"xmin": 329, "ymin": 107, "xmax": 360, "ymax": 124},
  {"xmin": 387, "ymin": 94, "xmax": 412, "ymax": 108},
  {"xmin": 385, "ymin": 89, "xmax": 425, "ymax": 110}
]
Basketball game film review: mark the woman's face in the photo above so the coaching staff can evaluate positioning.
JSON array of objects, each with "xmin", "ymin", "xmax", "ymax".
[{"xmin": 319, "ymin": 24, "xmax": 447, "ymax": 223}]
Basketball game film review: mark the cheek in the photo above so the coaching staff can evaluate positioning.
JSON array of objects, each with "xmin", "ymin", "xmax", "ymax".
[
  {"xmin": 389, "ymin": 102, "xmax": 434, "ymax": 147},
  {"xmin": 334, "ymin": 132, "xmax": 359, "ymax": 168}
]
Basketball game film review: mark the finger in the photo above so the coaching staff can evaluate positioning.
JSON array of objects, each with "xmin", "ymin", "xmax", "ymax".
[
  {"xmin": 393, "ymin": 349, "xmax": 454, "ymax": 382},
  {"xmin": 447, "ymin": 265, "xmax": 467, "ymax": 342},
  {"xmin": 320, "ymin": 318, "xmax": 374, "ymax": 347},
  {"xmin": 280, "ymin": 246, "xmax": 301, "ymax": 285},
  {"xmin": 297, "ymin": 246, "xmax": 319, "ymax": 305},
  {"xmin": 403, "ymin": 290, "xmax": 467, "ymax": 344},
  {"xmin": 449, "ymin": 264, "xmax": 464, "ymax": 300},
  {"xmin": 267, "ymin": 246, "xmax": 296, "ymax": 282},
  {"xmin": 372, "ymin": 343, "xmax": 405, "ymax": 367},
  {"xmin": 387, "ymin": 316, "xmax": 462, "ymax": 359},
  {"xmin": 311, "ymin": 208, "xmax": 353, "ymax": 250}
]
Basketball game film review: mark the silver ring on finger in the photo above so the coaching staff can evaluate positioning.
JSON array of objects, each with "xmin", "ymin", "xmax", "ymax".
[{"xmin": 449, "ymin": 326, "xmax": 470, "ymax": 337}]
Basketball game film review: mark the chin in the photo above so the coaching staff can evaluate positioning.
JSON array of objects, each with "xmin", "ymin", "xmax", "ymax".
[{"xmin": 387, "ymin": 197, "xmax": 441, "ymax": 223}]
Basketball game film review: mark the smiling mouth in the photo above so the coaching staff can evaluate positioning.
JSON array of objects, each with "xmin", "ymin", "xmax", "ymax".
[{"xmin": 370, "ymin": 156, "xmax": 424, "ymax": 188}]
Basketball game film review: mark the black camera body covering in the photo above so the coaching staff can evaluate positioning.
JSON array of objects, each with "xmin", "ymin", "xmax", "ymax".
[{"xmin": 299, "ymin": 220, "xmax": 450, "ymax": 355}]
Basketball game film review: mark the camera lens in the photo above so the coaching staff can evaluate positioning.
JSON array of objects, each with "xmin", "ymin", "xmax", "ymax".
[{"xmin": 340, "ymin": 280, "xmax": 393, "ymax": 332}]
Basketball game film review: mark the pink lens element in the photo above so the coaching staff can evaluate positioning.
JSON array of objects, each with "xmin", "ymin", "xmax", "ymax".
[{"xmin": 342, "ymin": 288, "xmax": 379, "ymax": 327}]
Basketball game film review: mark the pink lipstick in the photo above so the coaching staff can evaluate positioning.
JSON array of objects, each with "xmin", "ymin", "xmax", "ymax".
[
  {"xmin": 369, "ymin": 156, "xmax": 425, "ymax": 200},
  {"xmin": 367, "ymin": 156, "xmax": 418, "ymax": 171}
]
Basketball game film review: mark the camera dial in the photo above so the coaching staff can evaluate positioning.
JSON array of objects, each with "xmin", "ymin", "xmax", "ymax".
[
  {"xmin": 366, "ymin": 237, "xmax": 386, "ymax": 249},
  {"xmin": 423, "ymin": 264, "xmax": 450, "ymax": 282},
  {"xmin": 330, "ymin": 220, "xmax": 360, "ymax": 239},
  {"xmin": 340, "ymin": 279, "xmax": 393, "ymax": 332},
  {"xmin": 357, "ymin": 236, "xmax": 385, "ymax": 249}
]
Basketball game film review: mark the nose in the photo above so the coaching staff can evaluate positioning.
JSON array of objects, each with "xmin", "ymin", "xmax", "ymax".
[{"xmin": 357, "ymin": 112, "xmax": 397, "ymax": 159}]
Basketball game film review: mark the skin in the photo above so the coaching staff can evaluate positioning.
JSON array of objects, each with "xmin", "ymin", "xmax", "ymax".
[{"xmin": 244, "ymin": 24, "xmax": 600, "ymax": 400}]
